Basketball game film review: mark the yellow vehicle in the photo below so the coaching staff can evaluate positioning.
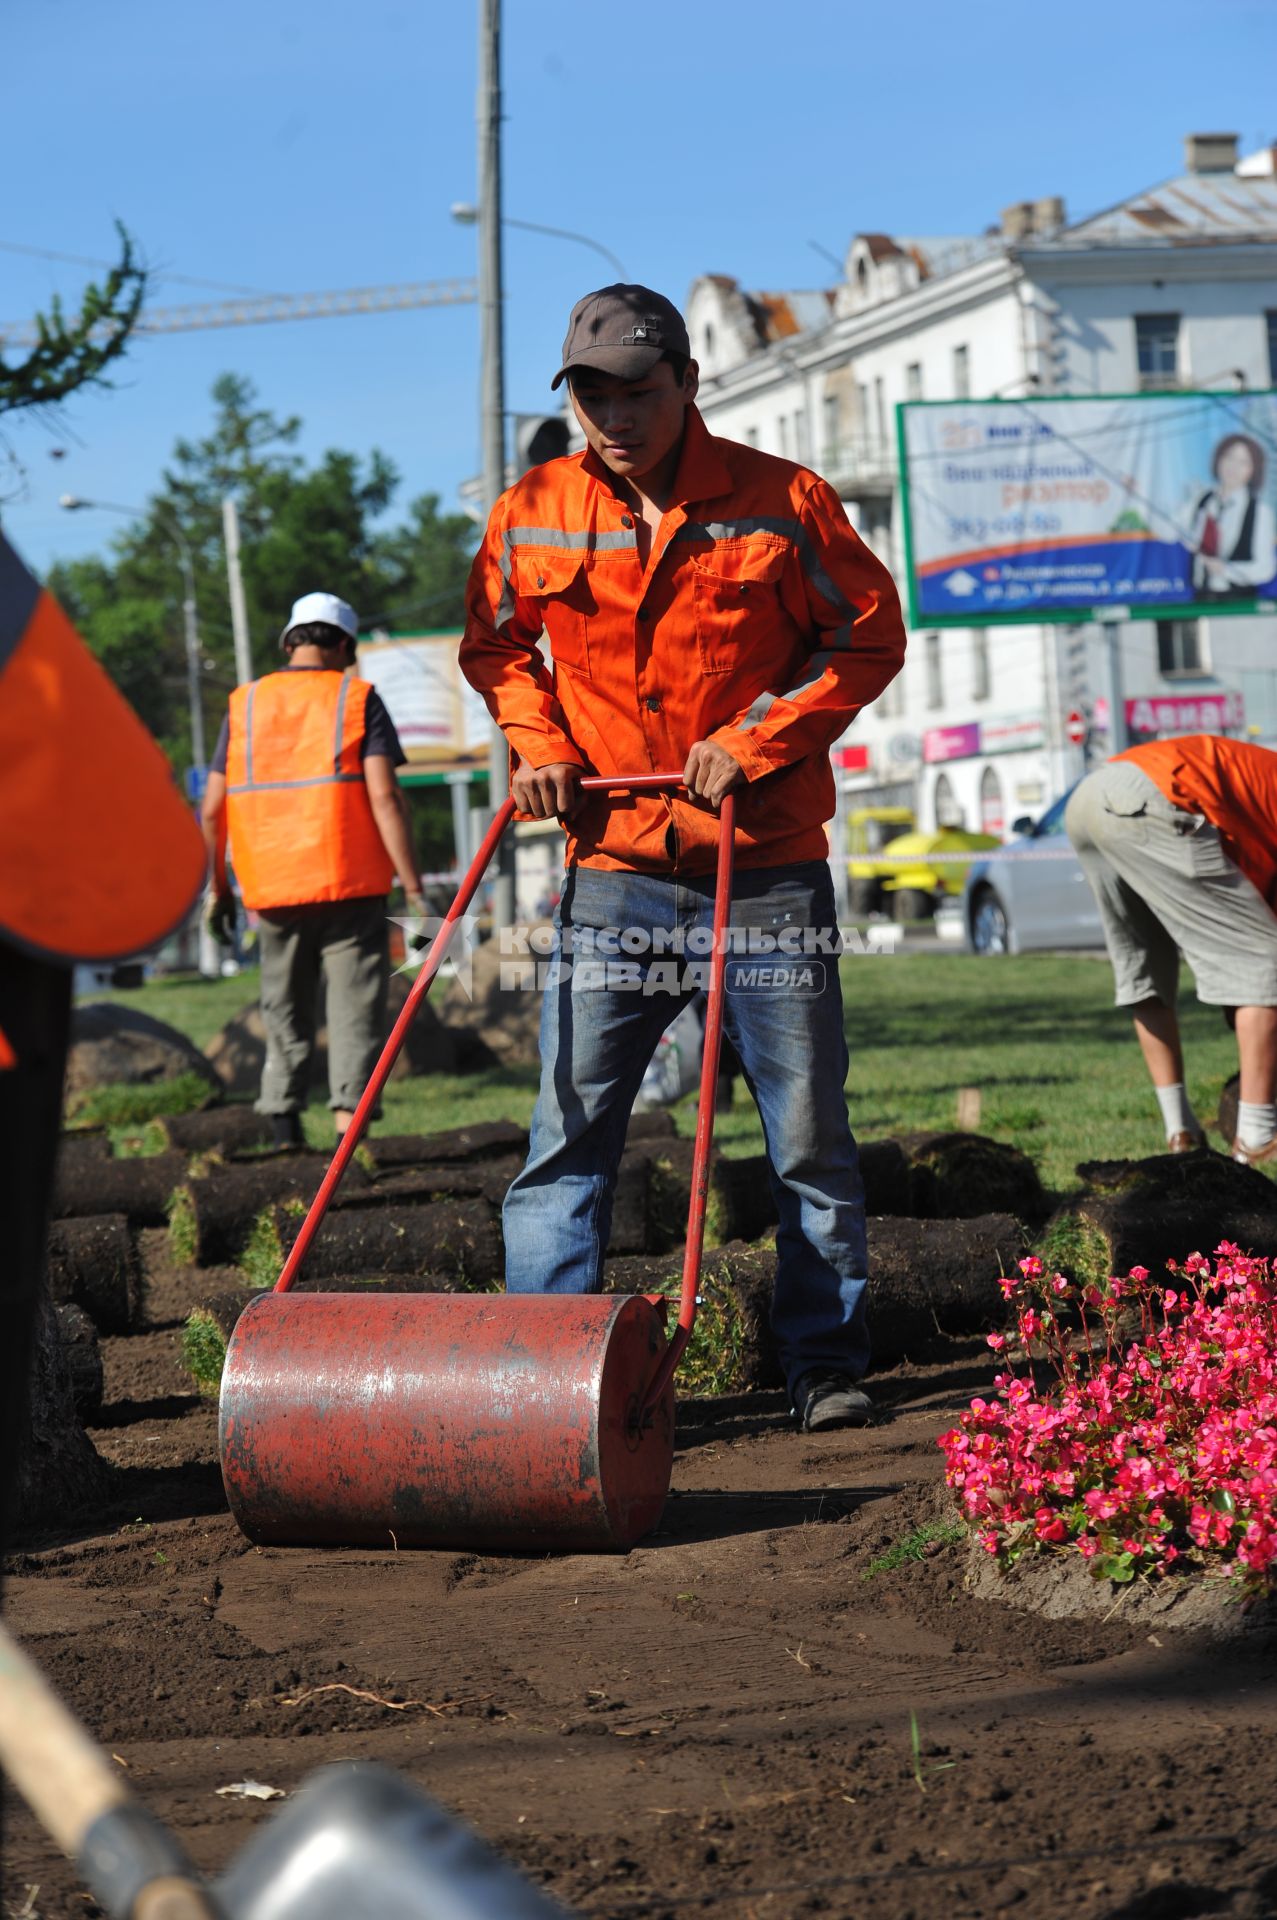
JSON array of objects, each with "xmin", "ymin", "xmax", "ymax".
[{"xmin": 847, "ymin": 807, "xmax": 999, "ymax": 920}]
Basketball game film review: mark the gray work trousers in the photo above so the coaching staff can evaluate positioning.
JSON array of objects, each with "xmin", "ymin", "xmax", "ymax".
[{"xmin": 255, "ymin": 896, "xmax": 389, "ymax": 1115}]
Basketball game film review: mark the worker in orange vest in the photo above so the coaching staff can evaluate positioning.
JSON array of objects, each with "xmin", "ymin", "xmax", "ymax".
[
  {"xmin": 201, "ymin": 592, "xmax": 425, "ymax": 1146},
  {"xmin": 0, "ymin": 530, "xmax": 206, "ymax": 1530},
  {"xmin": 1066, "ymin": 734, "xmax": 1277, "ymax": 1161}
]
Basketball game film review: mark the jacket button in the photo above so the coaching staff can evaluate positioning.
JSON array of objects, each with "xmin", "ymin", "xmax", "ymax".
[
  {"xmin": 621, "ymin": 514, "xmax": 634, "ymax": 529},
  {"xmin": 637, "ymin": 604, "xmax": 650, "ymax": 620},
  {"xmin": 536, "ymin": 574, "xmax": 546, "ymax": 589},
  {"xmin": 646, "ymin": 695, "xmax": 661, "ymax": 712}
]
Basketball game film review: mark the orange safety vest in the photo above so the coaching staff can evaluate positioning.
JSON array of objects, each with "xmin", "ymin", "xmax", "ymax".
[
  {"xmin": 225, "ymin": 669, "xmax": 396, "ymax": 910},
  {"xmin": 0, "ymin": 532, "xmax": 205, "ymax": 966}
]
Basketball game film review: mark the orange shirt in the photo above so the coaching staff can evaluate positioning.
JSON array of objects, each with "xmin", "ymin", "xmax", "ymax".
[
  {"xmin": 1117, "ymin": 735, "xmax": 1277, "ymax": 907},
  {"xmin": 0, "ymin": 532, "xmax": 204, "ymax": 965},
  {"xmin": 460, "ymin": 407, "xmax": 906, "ymax": 874}
]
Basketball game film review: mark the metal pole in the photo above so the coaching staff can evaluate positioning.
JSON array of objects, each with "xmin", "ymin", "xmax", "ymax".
[
  {"xmin": 447, "ymin": 771, "xmax": 472, "ymax": 872},
  {"xmin": 478, "ymin": 0, "xmax": 516, "ymax": 932},
  {"xmin": 1102, "ymin": 618, "xmax": 1128, "ymax": 754},
  {"xmin": 222, "ymin": 496, "xmax": 254, "ymax": 686}
]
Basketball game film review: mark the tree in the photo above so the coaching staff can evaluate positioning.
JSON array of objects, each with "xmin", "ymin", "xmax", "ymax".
[
  {"xmin": 0, "ymin": 222, "xmax": 147, "ymax": 417},
  {"xmin": 50, "ymin": 376, "xmax": 479, "ymax": 771}
]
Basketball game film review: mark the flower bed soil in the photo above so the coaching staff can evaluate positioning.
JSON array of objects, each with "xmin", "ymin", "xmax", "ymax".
[{"xmin": 7, "ymin": 1312, "xmax": 1277, "ymax": 1920}]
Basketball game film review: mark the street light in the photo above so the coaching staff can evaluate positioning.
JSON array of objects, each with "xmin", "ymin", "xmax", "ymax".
[
  {"xmin": 59, "ymin": 493, "xmax": 206, "ymax": 772},
  {"xmin": 449, "ymin": 203, "xmax": 627, "ymax": 282}
]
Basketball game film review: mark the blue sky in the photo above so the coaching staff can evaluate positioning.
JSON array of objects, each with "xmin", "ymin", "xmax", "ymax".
[{"xmin": 4, "ymin": 0, "xmax": 1275, "ymax": 583}]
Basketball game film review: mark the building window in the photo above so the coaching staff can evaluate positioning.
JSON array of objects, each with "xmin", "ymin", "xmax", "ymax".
[
  {"xmin": 934, "ymin": 771, "xmax": 963, "ymax": 829},
  {"xmin": 1157, "ymin": 619, "xmax": 1206, "ymax": 677},
  {"xmin": 745, "ymin": 425, "xmax": 759, "ymax": 448},
  {"xmin": 979, "ymin": 766, "xmax": 1004, "ymax": 837},
  {"xmin": 905, "ymin": 362, "xmax": 923, "ymax": 402},
  {"xmin": 702, "ymin": 322, "xmax": 714, "ymax": 358},
  {"xmin": 971, "ymin": 627, "xmax": 990, "ymax": 701},
  {"xmin": 1268, "ymin": 311, "xmax": 1277, "ymax": 385},
  {"xmin": 794, "ymin": 408, "xmax": 808, "ymax": 463},
  {"xmin": 1136, "ymin": 314, "xmax": 1180, "ymax": 391},
  {"xmin": 925, "ymin": 632, "xmax": 943, "ymax": 709},
  {"xmin": 953, "ymin": 344, "xmax": 970, "ymax": 399},
  {"xmin": 856, "ymin": 381, "xmax": 870, "ymax": 436},
  {"xmin": 777, "ymin": 415, "xmax": 790, "ymax": 457},
  {"xmin": 873, "ymin": 376, "xmax": 887, "ymax": 444}
]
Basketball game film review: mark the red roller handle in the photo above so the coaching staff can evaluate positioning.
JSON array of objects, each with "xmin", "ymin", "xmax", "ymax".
[{"xmin": 273, "ymin": 771, "xmax": 708, "ymax": 1294}]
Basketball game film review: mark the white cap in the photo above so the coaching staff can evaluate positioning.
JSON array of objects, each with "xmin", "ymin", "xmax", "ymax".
[{"xmin": 281, "ymin": 591, "xmax": 359, "ymax": 645}]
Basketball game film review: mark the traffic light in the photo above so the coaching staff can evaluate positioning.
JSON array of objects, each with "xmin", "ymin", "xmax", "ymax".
[{"xmin": 515, "ymin": 413, "xmax": 571, "ymax": 474}]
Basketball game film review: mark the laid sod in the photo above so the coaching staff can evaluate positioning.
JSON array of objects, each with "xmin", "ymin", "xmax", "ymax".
[{"xmin": 86, "ymin": 950, "xmax": 1240, "ymax": 1195}]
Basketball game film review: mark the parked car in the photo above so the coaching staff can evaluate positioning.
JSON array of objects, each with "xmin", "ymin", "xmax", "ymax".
[
  {"xmin": 848, "ymin": 806, "xmax": 999, "ymax": 921},
  {"xmin": 962, "ymin": 789, "xmax": 1105, "ymax": 955}
]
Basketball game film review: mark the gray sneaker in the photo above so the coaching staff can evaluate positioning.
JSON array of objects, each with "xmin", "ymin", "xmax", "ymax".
[{"xmin": 792, "ymin": 1371, "xmax": 873, "ymax": 1433}]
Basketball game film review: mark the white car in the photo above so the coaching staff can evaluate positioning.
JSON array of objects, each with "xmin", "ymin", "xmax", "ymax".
[{"xmin": 962, "ymin": 790, "xmax": 1105, "ymax": 955}]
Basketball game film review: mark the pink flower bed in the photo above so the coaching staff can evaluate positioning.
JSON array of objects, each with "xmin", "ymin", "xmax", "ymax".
[{"xmin": 939, "ymin": 1245, "xmax": 1277, "ymax": 1594}]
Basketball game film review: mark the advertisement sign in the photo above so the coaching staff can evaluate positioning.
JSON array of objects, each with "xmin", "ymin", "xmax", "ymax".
[
  {"xmin": 833, "ymin": 743, "xmax": 872, "ymax": 773},
  {"xmin": 899, "ymin": 392, "xmax": 1277, "ymax": 625},
  {"xmin": 979, "ymin": 713, "xmax": 1046, "ymax": 756},
  {"xmin": 923, "ymin": 723, "xmax": 981, "ymax": 764},
  {"xmin": 356, "ymin": 632, "xmax": 492, "ymax": 768},
  {"xmin": 1093, "ymin": 689, "xmax": 1246, "ymax": 736}
]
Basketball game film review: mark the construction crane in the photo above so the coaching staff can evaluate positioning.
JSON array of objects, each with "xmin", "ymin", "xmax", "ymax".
[{"xmin": 0, "ymin": 277, "xmax": 477, "ymax": 349}]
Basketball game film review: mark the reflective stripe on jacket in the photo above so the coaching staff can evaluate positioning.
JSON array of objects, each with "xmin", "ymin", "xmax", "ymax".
[
  {"xmin": 1116, "ymin": 734, "xmax": 1277, "ymax": 909},
  {"xmin": 225, "ymin": 670, "xmax": 396, "ymax": 909},
  {"xmin": 460, "ymin": 406, "xmax": 906, "ymax": 874},
  {"xmin": 0, "ymin": 533, "xmax": 205, "ymax": 965}
]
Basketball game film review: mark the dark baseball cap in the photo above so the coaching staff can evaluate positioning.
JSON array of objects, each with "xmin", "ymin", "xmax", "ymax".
[{"xmin": 551, "ymin": 284, "xmax": 691, "ymax": 391}]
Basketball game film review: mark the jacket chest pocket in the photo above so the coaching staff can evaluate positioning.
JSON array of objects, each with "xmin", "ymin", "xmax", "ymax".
[
  {"xmin": 515, "ymin": 551, "xmax": 594, "ymax": 678},
  {"xmin": 690, "ymin": 541, "xmax": 788, "ymax": 674}
]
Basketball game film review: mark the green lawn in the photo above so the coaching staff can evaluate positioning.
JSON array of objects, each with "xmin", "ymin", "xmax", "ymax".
[{"xmin": 90, "ymin": 950, "xmax": 1238, "ymax": 1196}]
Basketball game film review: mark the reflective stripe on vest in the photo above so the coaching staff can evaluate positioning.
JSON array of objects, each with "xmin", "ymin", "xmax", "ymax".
[
  {"xmin": 225, "ymin": 670, "xmax": 396, "ymax": 909},
  {"xmin": 0, "ymin": 532, "xmax": 206, "ymax": 966}
]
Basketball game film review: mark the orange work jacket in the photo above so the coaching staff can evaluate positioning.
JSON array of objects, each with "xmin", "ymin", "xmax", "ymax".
[
  {"xmin": 461, "ymin": 406, "xmax": 906, "ymax": 874},
  {"xmin": 0, "ymin": 532, "xmax": 205, "ymax": 965},
  {"xmin": 1117, "ymin": 734, "xmax": 1277, "ymax": 908},
  {"xmin": 225, "ymin": 669, "xmax": 396, "ymax": 910}
]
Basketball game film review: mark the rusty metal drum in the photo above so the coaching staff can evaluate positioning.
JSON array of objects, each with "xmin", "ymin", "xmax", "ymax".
[{"xmin": 219, "ymin": 1291, "xmax": 676, "ymax": 1552}]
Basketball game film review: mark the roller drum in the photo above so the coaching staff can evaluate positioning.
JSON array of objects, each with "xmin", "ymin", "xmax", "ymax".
[{"xmin": 219, "ymin": 1291, "xmax": 675, "ymax": 1552}]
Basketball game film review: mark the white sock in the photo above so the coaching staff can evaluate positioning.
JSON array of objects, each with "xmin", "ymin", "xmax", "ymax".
[
  {"xmin": 1237, "ymin": 1100, "xmax": 1277, "ymax": 1150},
  {"xmin": 1155, "ymin": 1082, "xmax": 1198, "ymax": 1140}
]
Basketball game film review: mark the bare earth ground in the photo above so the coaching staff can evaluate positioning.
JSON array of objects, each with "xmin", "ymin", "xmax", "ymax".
[{"xmin": 6, "ymin": 1304, "xmax": 1277, "ymax": 1920}]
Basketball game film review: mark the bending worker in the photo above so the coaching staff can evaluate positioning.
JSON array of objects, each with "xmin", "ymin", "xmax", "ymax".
[
  {"xmin": 202, "ymin": 592, "xmax": 425, "ymax": 1147},
  {"xmin": 1065, "ymin": 733, "xmax": 1277, "ymax": 1162},
  {"xmin": 461, "ymin": 284, "xmax": 906, "ymax": 1432}
]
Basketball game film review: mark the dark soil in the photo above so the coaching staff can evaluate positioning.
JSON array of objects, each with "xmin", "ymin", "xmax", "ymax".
[
  {"xmin": 9, "ymin": 1131, "xmax": 1277, "ymax": 1919},
  {"xmin": 7, "ymin": 1308, "xmax": 1277, "ymax": 1919}
]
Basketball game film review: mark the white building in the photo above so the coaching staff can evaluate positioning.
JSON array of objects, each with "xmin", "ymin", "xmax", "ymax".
[{"xmin": 688, "ymin": 132, "xmax": 1277, "ymax": 838}]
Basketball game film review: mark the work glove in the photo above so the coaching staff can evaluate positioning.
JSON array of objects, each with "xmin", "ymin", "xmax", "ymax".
[
  {"xmin": 403, "ymin": 891, "xmax": 429, "ymax": 952},
  {"xmin": 205, "ymin": 887, "xmax": 236, "ymax": 946}
]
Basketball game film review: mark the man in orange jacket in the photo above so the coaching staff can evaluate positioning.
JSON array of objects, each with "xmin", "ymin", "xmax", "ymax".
[
  {"xmin": 461, "ymin": 284, "xmax": 906, "ymax": 1431},
  {"xmin": 202, "ymin": 592, "xmax": 425, "ymax": 1146},
  {"xmin": 1065, "ymin": 734, "xmax": 1277, "ymax": 1161}
]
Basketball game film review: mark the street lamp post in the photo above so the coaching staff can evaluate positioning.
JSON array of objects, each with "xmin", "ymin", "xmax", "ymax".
[
  {"xmin": 475, "ymin": 0, "xmax": 517, "ymax": 933},
  {"xmin": 60, "ymin": 493, "xmax": 206, "ymax": 772},
  {"xmin": 450, "ymin": 204, "xmax": 627, "ymax": 283}
]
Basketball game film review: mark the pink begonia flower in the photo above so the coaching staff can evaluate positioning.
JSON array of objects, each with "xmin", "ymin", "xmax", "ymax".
[{"xmin": 987, "ymin": 1333, "xmax": 1007, "ymax": 1352}]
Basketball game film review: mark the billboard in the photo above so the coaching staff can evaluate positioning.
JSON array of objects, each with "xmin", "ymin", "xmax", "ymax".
[
  {"xmin": 356, "ymin": 632, "xmax": 492, "ymax": 768},
  {"xmin": 898, "ymin": 391, "xmax": 1277, "ymax": 625}
]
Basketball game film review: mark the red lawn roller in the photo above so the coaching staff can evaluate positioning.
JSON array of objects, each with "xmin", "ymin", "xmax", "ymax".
[{"xmin": 219, "ymin": 775, "xmax": 735, "ymax": 1553}]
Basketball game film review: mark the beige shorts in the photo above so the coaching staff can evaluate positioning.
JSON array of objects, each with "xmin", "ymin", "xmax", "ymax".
[{"xmin": 1064, "ymin": 760, "xmax": 1277, "ymax": 1009}]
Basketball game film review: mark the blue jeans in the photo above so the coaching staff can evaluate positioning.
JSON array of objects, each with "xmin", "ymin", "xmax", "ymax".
[{"xmin": 503, "ymin": 861, "xmax": 869, "ymax": 1396}]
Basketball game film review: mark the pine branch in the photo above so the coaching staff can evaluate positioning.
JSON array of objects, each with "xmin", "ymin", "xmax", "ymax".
[{"xmin": 0, "ymin": 222, "xmax": 148, "ymax": 415}]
